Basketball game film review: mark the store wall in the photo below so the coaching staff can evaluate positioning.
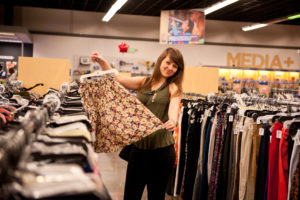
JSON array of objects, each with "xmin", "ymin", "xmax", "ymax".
[
  {"xmin": 12, "ymin": 7, "xmax": 300, "ymax": 71},
  {"xmin": 18, "ymin": 7, "xmax": 300, "ymax": 47},
  {"xmin": 32, "ymin": 34, "xmax": 300, "ymax": 70}
]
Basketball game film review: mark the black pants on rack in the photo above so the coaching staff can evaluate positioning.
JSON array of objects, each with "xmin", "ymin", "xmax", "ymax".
[
  {"xmin": 182, "ymin": 110, "xmax": 203, "ymax": 200},
  {"xmin": 124, "ymin": 145, "xmax": 175, "ymax": 200}
]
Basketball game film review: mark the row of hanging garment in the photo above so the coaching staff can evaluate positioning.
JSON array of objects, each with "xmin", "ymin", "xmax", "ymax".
[
  {"xmin": 0, "ymin": 82, "xmax": 112, "ymax": 200},
  {"xmin": 167, "ymin": 94, "xmax": 300, "ymax": 200}
]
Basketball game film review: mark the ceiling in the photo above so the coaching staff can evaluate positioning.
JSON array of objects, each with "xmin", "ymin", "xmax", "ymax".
[{"xmin": 2, "ymin": 0, "xmax": 300, "ymax": 25}]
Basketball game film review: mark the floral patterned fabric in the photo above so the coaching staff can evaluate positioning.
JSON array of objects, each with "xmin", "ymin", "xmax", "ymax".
[{"xmin": 79, "ymin": 76, "xmax": 165, "ymax": 153}]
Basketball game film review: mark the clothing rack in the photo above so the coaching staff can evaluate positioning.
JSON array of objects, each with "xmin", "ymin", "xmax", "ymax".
[
  {"xmin": 207, "ymin": 93, "xmax": 300, "ymax": 107},
  {"xmin": 0, "ymin": 91, "xmax": 64, "ymax": 180},
  {"xmin": 183, "ymin": 92, "xmax": 206, "ymax": 97},
  {"xmin": 170, "ymin": 93, "xmax": 300, "ymax": 200}
]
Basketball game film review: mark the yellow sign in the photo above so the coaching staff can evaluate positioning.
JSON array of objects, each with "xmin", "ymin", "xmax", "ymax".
[{"xmin": 227, "ymin": 52, "xmax": 294, "ymax": 69}]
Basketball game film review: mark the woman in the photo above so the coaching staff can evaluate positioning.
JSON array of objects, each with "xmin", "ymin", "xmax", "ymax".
[
  {"xmin": 190, "ymin": 10, "xmax": 205, "ymax": 38},
  {"xmin": 91, "ymin": 47, "xmax": 184, "ymax": 200}
]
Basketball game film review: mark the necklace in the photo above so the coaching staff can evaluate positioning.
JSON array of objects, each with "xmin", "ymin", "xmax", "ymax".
[
  {"xmin": 152, "ymin": 92, "xmax": 157, "ymax": 102},
  {"xmin": 151, "ymin": 80, "xmax": 167, "ymax": 103}
]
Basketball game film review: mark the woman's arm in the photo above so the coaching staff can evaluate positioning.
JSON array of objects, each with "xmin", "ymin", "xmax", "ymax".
[
  {"xmin": 91, "ymin": 52, "xmax": 145, "ymax": 90},
  {"xmin": 163, "ymin": 83, "xmax": 181, "ymax": 131}
]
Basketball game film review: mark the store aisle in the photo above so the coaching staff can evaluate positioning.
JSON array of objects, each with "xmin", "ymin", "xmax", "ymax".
[{"xmin": 97, "ymin": 152, "xmax": 148, "ymax": 200}]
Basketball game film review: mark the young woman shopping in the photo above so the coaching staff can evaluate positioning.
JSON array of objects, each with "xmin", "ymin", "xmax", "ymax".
[{"xmin": 90, "ymin": 47, "xmax": 184, "ymax": 200}]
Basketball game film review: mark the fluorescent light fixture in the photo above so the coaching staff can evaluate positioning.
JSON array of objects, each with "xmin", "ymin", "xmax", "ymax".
[
  {"xmin": 288, "ymin": 13, "xmax": 300, "ymax": 20},
  {"xmin": 0, "ymin": 32, "xmax": 15, "ymax": 36},
  {"xmin": 242, "ymin": 12, "xmax": 300, "ymax": 31},
  {"xmin": 242, "ymin": 23, "xmax": 268, "ymax": 31},
  {"xmin": 102, "ymin": 0, "xmax": 128, "ymax": 22},
  {"xmin": 0, "ymin": 39, "xmax": 22, "ymax": 43},
  {"xmin": 204, "ymin": 0, "xmax": 239, "ymax": 15}
]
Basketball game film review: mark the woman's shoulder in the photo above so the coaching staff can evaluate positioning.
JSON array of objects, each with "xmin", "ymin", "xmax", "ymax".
[{"xmin": 169, "ymin": 83, "xmax": 180, "ymax": 96}]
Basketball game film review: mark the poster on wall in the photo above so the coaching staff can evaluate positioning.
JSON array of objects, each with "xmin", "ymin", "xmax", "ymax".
[{"xmin": 160, "ymin": 9, "xmax": 205, "ymax": 44}]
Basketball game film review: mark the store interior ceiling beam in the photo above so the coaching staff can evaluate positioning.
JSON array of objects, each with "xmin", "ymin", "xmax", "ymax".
[
  {"xmin": 95, "ymin": 0, "xmax": 103, "ymax": 11},
  {"xmin": 127, "ymin": 0, "xmax": 148, "ymax": 15},
  {"xmin": 2, "ymin": 0, "xmax": 300, "ymax": 26},
  {"xmin": 83, "ymin": 0, "xmax": 89, "ymax": 10},
  {"xmin": 242, "ymin": 12, "xmax": 300, "ymax": 31},
  {"xmin": 140, "ymin": 0, "xmax": 163, "ymax": 15}
]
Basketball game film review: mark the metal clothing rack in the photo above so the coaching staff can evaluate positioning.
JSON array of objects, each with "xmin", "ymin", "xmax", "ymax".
[
  {"xmin": 241, "ymin": 96, "xmax": 300, "ymax": 107},
  {"xmin": 207, "ymin": 93, "xmax": 300, "ymax": 107},
  {"xmin": 0, "ymin": 91, "xmax": 65, "ymax": 181},
  {"xmin": 183, "ymin": 92, "xmax": 207, "ymax": 100}
]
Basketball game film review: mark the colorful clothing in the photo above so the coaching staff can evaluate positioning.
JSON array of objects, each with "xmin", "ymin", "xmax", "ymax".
[{"xmin": 80, "ymin": 76, "xmax": 164, "ymax": 153}]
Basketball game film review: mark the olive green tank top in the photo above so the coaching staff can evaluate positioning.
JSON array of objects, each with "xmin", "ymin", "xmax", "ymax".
[{"xmin": 134, "ymin": 79, "xmax": 175, "ymax": 149}]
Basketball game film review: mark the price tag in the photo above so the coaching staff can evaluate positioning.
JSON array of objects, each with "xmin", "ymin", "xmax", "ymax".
[
  {"xmin": 200, "ymin": 114, "xmax": 204, "ymax": 122},
  {"xmin": 270, "ymin": 136, "xmax": 272, "ymax": 142},
  {"xmin": 295, "ymin": 136, "xmax": 300, "ymax": 146},
  {"xmin": 229, "ymin": 115, "xmax": 233, "ymax": 122},
  {"xmin": 227, "ymin": 107, "xmax": 231, "ymax": 114},
  {"xmin": 249, "ymin": 125, "xmax": 253, "ymax": 130},
  {"xmin": 276, "ymin": 130, "xmax": 282, "ymax": 139},
  {"xmin": 259, "ymin": 128, "xmax": 264, "ymax": 136},
  {"xmin": 234, "ymin": 129, "xmax": 238, "ymax": 135},
  {"xmin": 234, "ymin": 125, "xmax": 240, "ymax": 135},
  {"xmin": 240, "ymin": 126, "xmax": 244, "ymax": 132}
]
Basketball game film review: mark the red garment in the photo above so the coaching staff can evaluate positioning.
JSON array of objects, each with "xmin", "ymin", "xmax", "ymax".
[
  {"xmin": 267, "ymin": 122, "xmax": 283, "ymax": 200},
  {"xmin": 278, "ymin": 128, "xmax": 289, "ymax": 200}
]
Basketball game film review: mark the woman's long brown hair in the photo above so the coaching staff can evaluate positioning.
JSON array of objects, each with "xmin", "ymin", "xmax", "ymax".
[{"xmin": 139, "ymin": 47, "xmax": 184, "ymax": 96}]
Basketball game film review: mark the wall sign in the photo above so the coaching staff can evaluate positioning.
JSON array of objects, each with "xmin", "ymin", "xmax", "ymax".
[{"xmin": 227, "ymin": 52, "xmax": 297, "ymax": 70}]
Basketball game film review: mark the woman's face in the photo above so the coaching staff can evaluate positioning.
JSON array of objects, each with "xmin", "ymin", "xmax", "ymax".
[
  {"xmin": 160, "ymin": 55, "xmax": 178, "ymax": 79},
  {"xmin": 181, "ymin": 20, "xmax": 190, "ymax": 32}
]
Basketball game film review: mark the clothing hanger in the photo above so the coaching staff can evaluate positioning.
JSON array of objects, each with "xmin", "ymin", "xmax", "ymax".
[
  {"xmin": 288, "ymin": 121, "xmax": 300, "ymax": 137},
  {"xmin": 278, "ymin": 115, "xmax": 300, "ymax": 124},
  {"xmin": 80, "ymin": 69, "xmax": 118, "ymax": 82}
]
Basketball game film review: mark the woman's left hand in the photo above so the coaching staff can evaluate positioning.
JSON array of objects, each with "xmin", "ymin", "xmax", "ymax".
[{"xmin": 163, "ymin": 119, "xmax": 177, "ymax": 132}]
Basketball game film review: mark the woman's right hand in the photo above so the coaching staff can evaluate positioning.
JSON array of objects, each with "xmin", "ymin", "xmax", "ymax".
[
  {"xmin": 90, "ymin": 51, "xmax": 102, "ymax": 63},
  {"xmin": 90, "ymin": 51, "xmax": 113, "ymax": 71}
]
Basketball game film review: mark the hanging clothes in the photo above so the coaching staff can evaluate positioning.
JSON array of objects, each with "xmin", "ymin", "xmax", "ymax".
[{"xmin": 168, "ymin": 94, "xmax": 300, "ymax": 200}]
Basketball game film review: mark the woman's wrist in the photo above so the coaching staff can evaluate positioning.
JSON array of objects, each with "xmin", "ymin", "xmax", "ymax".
[{"xmin": 170, "ymin": 119, "xmax": 178, "ymax": 126}]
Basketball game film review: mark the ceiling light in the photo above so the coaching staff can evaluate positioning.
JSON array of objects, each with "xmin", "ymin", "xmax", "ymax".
[
  {"xmin": 288, "ymin": 13, "xmax": 300, "ymax": 20},
  {"xmin": 242, "ymin": 23, "xmax": 268, "ymax": 31},
  {"xmin": 102, "ymin": 0, "xmax": 128, "ymax": 22},
  {"xmin": 242, "ymin": 12, "xmax": 300, "ymax": 31},
  {"xmin": 204, "ymin": 0, "xmax": 239, "ymax": 15}
]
